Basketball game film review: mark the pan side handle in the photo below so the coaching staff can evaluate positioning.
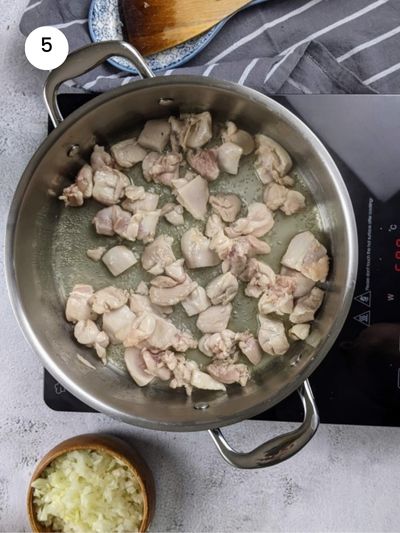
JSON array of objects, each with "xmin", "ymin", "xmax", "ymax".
[
  {"xmin": 208, "ymin": 380, "xmax": 319, "ymax": 469},
  {"xmin": 44, "ymin": 41, "xmax": 154, "ymax": 128}
]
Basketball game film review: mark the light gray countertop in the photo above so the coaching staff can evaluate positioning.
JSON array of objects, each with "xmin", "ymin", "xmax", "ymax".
[{"xmin": 0, "ymin": 3, "xmax": 399, "ymax": 532}]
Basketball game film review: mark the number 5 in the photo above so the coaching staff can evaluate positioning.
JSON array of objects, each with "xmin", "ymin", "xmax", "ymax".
[{"xmin": 42, "ymin": 37, "xmax": 52, "ymax": 53}]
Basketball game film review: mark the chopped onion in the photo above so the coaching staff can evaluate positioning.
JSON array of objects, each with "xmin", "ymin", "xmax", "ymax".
[{"xmin": 31, "ymin": 450, "xmax": 144, "ymax": 533}]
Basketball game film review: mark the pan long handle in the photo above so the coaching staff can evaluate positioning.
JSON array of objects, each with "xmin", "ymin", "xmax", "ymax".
[
  {"xmin": 208, "ymin": 380, "xmax": 319, "ymax": 469},
  {"xmin": 44, "ymin": 41, "xmax": 154, "ymax": 128}
]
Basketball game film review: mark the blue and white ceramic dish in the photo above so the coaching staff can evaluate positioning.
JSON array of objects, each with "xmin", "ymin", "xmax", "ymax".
[{"xmin": 88, "ymin": 0, "xmax": 267, "ymax": 74}]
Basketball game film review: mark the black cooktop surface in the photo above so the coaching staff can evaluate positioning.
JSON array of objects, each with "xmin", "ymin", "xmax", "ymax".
[{"xmin": 44, "ymin": 94, "xmax": 400, "ymax": 426}]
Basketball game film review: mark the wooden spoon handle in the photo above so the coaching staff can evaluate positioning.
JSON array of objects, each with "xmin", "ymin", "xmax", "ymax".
[{"xmin": 121, "ymin": 0, "xmax": 254, "ymax": 56}]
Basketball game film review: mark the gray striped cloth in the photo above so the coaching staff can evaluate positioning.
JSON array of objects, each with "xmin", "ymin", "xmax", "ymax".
[{"xmin": 20, "ymin": 0, "xmax": 400, "ymax": 94}]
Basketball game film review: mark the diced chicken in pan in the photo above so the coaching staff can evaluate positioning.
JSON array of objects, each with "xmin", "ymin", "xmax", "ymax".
[
  {"xmin": 198, "ymin": 330, "xmax": 237, "ymax": 360},
  {"xmin": 258, "ymin": 315, "xmax": 289, "ymax": 356},
  {"xmin": 207, "ymin": 360, "xmax": 250, "ymax": 386},
  {"xmin": 209, "ymin": 193, "xmax": 241, "ymax": 223},
  {"xmin": 110, "ymin": 138, "xmax": 147, "ymax": 168},
  {"xmin": 206, "ymin": 272, "xmax": 238, "ymax": 305},
  {"xmin": 74, "ymin": 320, "xmax": 109, "ymax": 364},
  {"xmin": 92, "ymin": 168, "xmax": 130, "ymax": 205},
  {"xmin": 101, "ymin": 245, "xmax": 137, "ymax": 277},
  {"xmin": 102, "ymin": 305, "xmax": 136, "ymax": 344},
  {"xmin": 280, "ymin": 266, "xmax": 316, "ymax": 298},
  {"xmin": 141, "ymin": 235, "xmax": 176, "ymax": 275},
  {"xmin": 59, "ymin": 165, "xmax": 94, "ymax": 207},
  {"xmin": 196, "ymin": 304, "xmax": 232, "ymax": 334},
  {"xmin": 90, "ymin": 145, "xmax": 114, "ymax": 172},
  {"xmin": 142, "ymin": 152, "xmax": 182, "ymax": 186},
  {"xmin": 289, "ymin": 323, "xmax": 311, "ymax": 341},
  {"xmin": 225, "ymin": 202, "xmax": 274, "ymax": 238},
  {"xmin": 217, "ymin": 142, "xmax": 243, "ymax": 175},
  {"xmin": 264, "ymin": 183, "xmax": 306, "ymax": 215},
  {"xmin": 66, "ymin": 284, "xmax": 97, "ymax": 323},
  {"xmin": 89, "ymin": 286, "xmax": 129, "ymax": 314},
  {"xmin": 122, "ymin": 191, "xmax": 159, "ymax": 213},
  {"xmin": 187, "ymin": 148, "xmax": 219, "ymax": 181},
  {"xmin": 169, "ymin": 112, "xmax": 212, "ymax": 151},
  {"xmin": 289, "ymin": 287, "xmax": 324, "ymax": 324},
  {"xmin": 281, "ymin": 231, "xmax": 329, "ymax": 282},
  {"xmin": 181, "ymin": 286, "xmax": 211, "ymax": 317},
  {"xmin": 161, "ymin": 203, "xmax": 185, "ymax": 225},
  {"xmin": 86, "ymin": 247, "xmax": 106, "ymax": 262},
  {"xmin": 181, "ymin": 228, "xmax": 220, "ymax": 268},
  {"xmin": 205, "ymin": 213, "xmax": 225, "ymax": 238},
  {"xmin": 254, "ymin": 134, "xmax": 292, "ymax": 184},
  {"xmin": 221, "ymin": 121, "xmax": 255, "ymax": 155},
  {"xmin": 138, "ymin": 119, "xmax": 171, "ymax": 152},
  {"xmin": 258, "ymin": 275, "xmax": 296, "ymax": 316},
  {"xmin": 241, "ymin": 258, "xmax": 276, "ymax": 299},
  {"xmin": 174, "ymin": 174, "xmax": 209, "ymax": 220}
]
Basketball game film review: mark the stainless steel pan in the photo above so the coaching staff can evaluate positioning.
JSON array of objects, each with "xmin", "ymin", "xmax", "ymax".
[{"xmin": 5, "ymin": 41, "xmax": 358, "ymax": 469}]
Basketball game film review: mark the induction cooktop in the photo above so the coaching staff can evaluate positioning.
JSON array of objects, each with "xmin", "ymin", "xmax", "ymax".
[{"xmin": 44, "ymin": 94, "xmax": 400, "ymax": 426}]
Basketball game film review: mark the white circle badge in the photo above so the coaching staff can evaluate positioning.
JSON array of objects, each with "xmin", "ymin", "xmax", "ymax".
[{"xmin": 25, "ymin": 26, "xmax": 69, "ymax": 71}]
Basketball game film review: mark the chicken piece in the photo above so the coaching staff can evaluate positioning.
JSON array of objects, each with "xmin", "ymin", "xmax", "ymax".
[
  {"xmin": 172, "ymin": 330, "xmax": 198, "ymax": 352},
  {"xmin": 181, "ymin": 228, "xmax": 220, "ymax": 269},
  {"xmin": 258, "ymin": 315, "xmax": 289, "ymax": 356},
  {"xmin": 196, "ymin": 304, "xmax": 232, "ymax": 334},
  {"xmin": 102, "ymin": 305, "xmax": 136, "ymax": 344},
  {"xmin": 280, "ymin": 266, "xmax": 316, "ymax": 298},
  {"xmin": 74, "ymin": 320, "xmax": 109, "ymax": 364},
  {"xmin": 125, "ymin": 184, "xmax": 146, "ymax": 200},
  {"xmin": 241, "ymin": 258, "xmax": 276, "ymax": 298},
  {"xmin": 254, "ymin": 134, "xmax": 292, "ymax": 184},
  {"xmin": 141, "ymin": 235, "xmax": 176, "ymax": 275},
  {"xmin": 124, "ymin": 312, "xmax": 157, "ymax": 347},
  {"xmin": 164, "ymin": 354, "xmax": 225, "ymax": 395},
  {"xmin": 209, "ymin": 193, "xmax": 241, "ymax": 223},
  {"xmin": 89, "ymin": 286, "xmax": 129, "ymax": 314},
  {"xmin": 136, "ymin": 281, "xmax": 149, "ymax": 296},
  {"xmin": 221, "ymin": 121, "xmax": 255, "ymax": 155},
  {"xmin": 207, "ymin": 360, "xmax": 250, "ymax": 386},
  {"xmin": 161, "ymin": 203, "xmax": 185, "ymax": 226},
  {"xmin": 205, "ymin": 213, "xmax": 225, "ymax": 239},
  {"xmin": 138, "ymin": 119, "xmax": 170, "ymax": 152},
  {"xmin": 198, "ymin": 330, "xmax": 237, "ymax": 359},
  {"xmin": 281, "ymin": 231, "xmax": 329, "ymax": 282},
  {"xmin": 146, "ymin": 317, "xmax": 179, "ymax": 351},
  {"xmin": 165, "ymin": 258, "xmax": 186, "ymax": 283},
  {"xmin": 206, "ymin": 272, "xmax": 238, "ymax": 305},
  {"xmin": 59, "ymin": 164, "xmax": 92, "ymax": 207},
  {"xmin": 191, "ymin": 368, "xmax": 227, "ymax": 391},
  {"xmin": 142, "ymin": 152, "xmax": 182, "ymax": 186},
  {"xmin": 149, "ymin": 276, "xmax": 197, "ymax": 307},
  {"xmin": 122, "ymin": 191, "xmax": 159, "ymax": 213},
  {"xmin": 289, "ymin": 323, "xmax": 311, "ymax": 341},
  {"xmin": 90, "ymin": 145, "xmax": 114, "ymax": 172},
  {"xmin": 66, "ymin": 284, "xmax": 97, "ymax": 323},
  {"xmin": 75, "ymin": 164, "xmax": 94, "ymax": 198},
  {"xmin": 258, "ymin": 275, "xmax": 296, "ymax": 316},
  {"xmin": 238, "ymin": 333, "xmax": 263, "ymax": 365},
  {"xmin": 181, "ymin": 286, "xmax": 211, "ymax": 317},
  {"xmin": 141, "ymin": 349, "xmax": 171, "ymax": 381},
  {"xmin": 92, "ymin": 206, "xmax": 115, "ymax": 236},
  {"xmin": 263, "ymin": 183, "xmax": 288, "ymax": 211},
  {"xmin": 263, "ymin": 183, "xmax": 305, "ymax": 215},
  {"xmin": 187, "ymin": 148, "xmax": 219, "ymax": 181},
  {"xmin": 133, "ymin": 209, "xmax": 162, "ymax": 243},
  {"xmin": 175, "ymin": 174, "xmax": 209, "ymax": 220},
  {"xmin": 113, "ymin": 206, "xmax": 139, "ymax": 241},
  {"xmin": 129, "ymin": 293, "xmax": 172, "ymax": 318},
  {"xmin": 210, "ymin": 230, "xmax": 270, "ymax": 277},
  {"xmin": 124, "ymin": 347, "xmax": 154, "ymax": 387},
  {"xmin": 59, "ymin": 184, "xmax": 83, "ymax": 207},
  {"xmin": 169, "ymin": 112, "xmax": 212, "ymax": 150},
  {"xmin": 86, "ymin": 247, "xmax": 106, "ymax": 262},
  {"xmin": 92, "ymin": 168, "xmax": 130, "ymax": 205},
  {"xmin": 226, "ymin": 202, "xmax": 274, "ymax": 238},
  {"xmin": 289, "ymin": 287, "xmax": 324, "ymax": 324},
  {"xmin": 217, "ymin": 142, "xmax": 243, "ymax": 175},
  {"xmin": 102, "ymin": 245, "xmax": 137, "ymax": 277},
  {"xmin": 110, "ymin": 138, "xmax": 147, "ymax": 168}
]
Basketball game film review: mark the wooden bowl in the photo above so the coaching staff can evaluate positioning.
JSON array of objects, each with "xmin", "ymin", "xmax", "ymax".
[{"xmin": 27, "ymin": 433, "xmax": 155, "ymax": 532}]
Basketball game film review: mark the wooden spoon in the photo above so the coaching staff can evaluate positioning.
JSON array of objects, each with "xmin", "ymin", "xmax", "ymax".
[{"xmin": 120, "ymin": 0, "xmax": 254, "ymax": 56}]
